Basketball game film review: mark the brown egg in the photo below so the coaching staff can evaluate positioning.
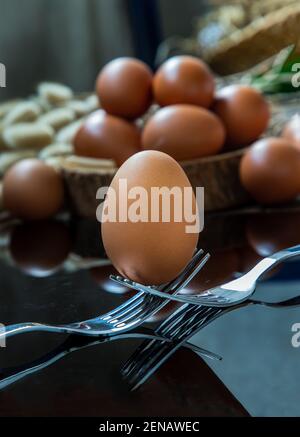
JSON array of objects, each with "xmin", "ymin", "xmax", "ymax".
[
  {"xmin": 74, "ymin": 110, "xmax": 141, "ymax": 166},
  {"xmin": 10, "ymin": 220, "xmax": 71, "ymax": 277},
  {"xmin": 282, "ymin": 114, "xmax": 300, "ymax": 150},
  {"xmin": 3, "ymin": 159, "xmax": 64, "ymax": 220},
  {"xmin": 240, "ymin": 138, "xmax": 300, "ymax": 204},
  {"xmin": 142, "ymin": 104, "xmax": 225, "ymax": 161},
  {"xmin": 153, "ymin": 56, "xmax": 215, "ymax": 108},
  {"xmin": 101, "ymin": 151, "xmax": 199, "ymax": 285},
  {"xmin": 213, "ymin": 85, "xmax": 270, "ymax": 149},
  {"xmin": 90, "ymin": 264, "xmax": 129, "ymax": 294},
  {"xmin": 246, "ymin": 212, "xmax": 300, "ymax": 256},
  {"xmin": 96, "ymin": 57, "xmax": 153, "ymax": 119}
]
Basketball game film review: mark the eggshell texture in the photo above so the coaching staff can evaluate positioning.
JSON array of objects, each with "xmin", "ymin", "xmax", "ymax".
[
  {"xmin": 153, "ymin": 56, "xmax": 215, "ymax": 108},
  {"xmin": 96, "ymin": 57, "xmax": 153, "ymax": 119},
  {"xmin": 141, "ymin": 104, "xmax": 225, "ymax": 161},
  {"xmin": 101, "ymin": 150, "xmax": 199, "ymax": 285},
  {"xmin": 214, "ymin": 85, "xmax": 270, "ymax": 149},
  {"xmin": 10, "ymin": 220, "xmax": 71, "ymax": 277},
  {"xmin": 240, "ymin": 138, "xmax": 300, "ymax": 204},
  {"xmin": 74, "ymin": 110, "xmax": 141, "ymax": 166},
  {"xmin": 282, "ymin": 114, "xmax": 300, "ymax": 150},
  {"xmin": 3, "ymin": 159, "xmax": 64, "ymax": 220}
]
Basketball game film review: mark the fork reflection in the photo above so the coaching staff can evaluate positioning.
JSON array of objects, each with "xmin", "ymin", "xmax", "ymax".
[
  {"xmin": 123, "ymin": 291, "xmax": 300, "ymax": 390},
  {"xmin": 0, "ymin": 327, "xmax": 219, "ymax": 391}
]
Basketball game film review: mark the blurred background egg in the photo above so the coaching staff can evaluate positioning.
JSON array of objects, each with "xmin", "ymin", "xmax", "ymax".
[
  {"xmin": 281, "ymin": 114, "xmax": 300, "ymax": 150},
  {"xmin": 101, "ymin": 150, "xmax": 199, "ymax": 285},
  {"xmin": 74, "ymin": 109, "xmax": 141, "ymax": 166},
  {"xmin": 3, "ymin": 158, "xmax": 64, "ymax": 220},
  {"xmin": 153, "ymin": 56, "xmax": 215, "ymax": 108},
  {"xmin": 213, "ymin": 85, "xmax": 270, "ymax": 149},
  {"xmin": 96, "ymin": 57, "xmax": 153, "ymax": 119},
  {"xmin": 9, "ymin": 220, "xmax": 71, "ymax": 277},
  {"xmin": 142, "ymin": 104, "xmax": 225, "ymax": 161},
  {"xmin": 240, "ymin": 138, "xmax": 300, "ymax": 204}
]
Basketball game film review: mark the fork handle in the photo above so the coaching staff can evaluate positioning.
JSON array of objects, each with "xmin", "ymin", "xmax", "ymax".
[
  {"xmin": 0, "ymin": 323, "xmax": 220, "ymax": 362},
  {"xmin": 270, "ymin": 244, "xmax": 300, "ymax": 261},
  {"xmin": 247, "ymin": 243, "xmax": 300, "ymax": 283},
  {"xmin": 0, "ymin": 322, "xmax": 71, "ymax": 340}
]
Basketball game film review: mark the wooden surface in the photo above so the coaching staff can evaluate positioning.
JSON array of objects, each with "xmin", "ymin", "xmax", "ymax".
[{"xmin": 62, "ymin": 148, "xmax": 251, "ymax": 218}]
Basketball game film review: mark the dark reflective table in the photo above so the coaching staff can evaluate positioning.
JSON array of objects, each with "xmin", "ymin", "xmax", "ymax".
[{"xmin": 1, "ymin": 208, "xmax": 300, "ymax": 417}]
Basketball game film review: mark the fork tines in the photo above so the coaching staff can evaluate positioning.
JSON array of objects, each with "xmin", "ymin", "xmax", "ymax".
[{"xmin": 122, "ymin": 303, "xmax": 224, "ymax": 389}]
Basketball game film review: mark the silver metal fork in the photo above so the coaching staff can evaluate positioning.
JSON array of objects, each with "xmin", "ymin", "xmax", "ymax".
[
  {"xmin": 122, "ymin": 304, "xmax": 225, "ymax": 389},
  {"xmin": 0, "ymin": 327, "xmax": 220, "ymax": 391},
  {"xmin": 0, "ymin": 249, "xmax": 210, "ymax": 341},
  {"xmin": 112, "ymin": 244, "xmax": 300, "ymax": 308},
  {"xmin": 123, "ymin": 290, "xmax": 300, "ymax": 389}
]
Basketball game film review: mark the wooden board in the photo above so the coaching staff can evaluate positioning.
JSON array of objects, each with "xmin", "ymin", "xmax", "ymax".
[{"xmin": 61, "ymin": 148, "xmax": 251, "ymax": 218}]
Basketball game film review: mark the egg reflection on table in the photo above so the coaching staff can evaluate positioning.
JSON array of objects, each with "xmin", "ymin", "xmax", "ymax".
[
  {"xmin": 246, "ymin": 212, "xmax": 300, "ymax": 257},
  {"xmin": 89, "ymin": 264, "xmax": 130, "ymax": 294},
  {"xmin": 236, "ymin": 244, "xmax": 262, "ymax": 274},
  {"xmin": 9, "ymin": 220, "xmax": 71, "ymax": 277},
  {"xmin": 182, "ymin": 248, "xmax": 239, "ymax": 294},
  {"xmin": 235, "ymin": 243, "xmax": 281, "ymax": 279}
]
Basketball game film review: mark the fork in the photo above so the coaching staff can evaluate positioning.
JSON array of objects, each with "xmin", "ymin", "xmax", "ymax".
[
  {"xmin": 112, "ymin": 244, "xmax": 300, "ymax": 308},
  {"xmin": 123, "ymin": 304, "xmax": 227, "ymax": 389},
  {"xmin": 0, "ymin": 327, "xmax": 219, "ymax": 391},
  {"xmin": 123, "ymin": 291, "xmax": 300, "ymax": 389},
  {"xmin": 0, "ymin": 249, "xmax": 210, "ymax": 342}
]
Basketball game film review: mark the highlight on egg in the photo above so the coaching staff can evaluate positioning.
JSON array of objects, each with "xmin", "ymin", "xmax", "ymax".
[
  {"xmin": 100, "ymin": 150, "xmax": 201, "ymax": 285},
  {"xmin": 281, "ymin": 114, "xmax": 300, "ymax": 151}
]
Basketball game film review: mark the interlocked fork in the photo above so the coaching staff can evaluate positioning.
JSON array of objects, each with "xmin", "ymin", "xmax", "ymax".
[
  {"xmin": 112, "ymin": 244, "xmax": 300, "ymax": 308},
  {"xmin": 123, "ymin": 290, "xmax": 300, "ymax": 389},
  {"xmin": 0, "ymin": 249, "xmax": 210, "ymax": 342},
  {"xmin": 0, "ymin": 327, "xmax": 215, "ymax": 391}
]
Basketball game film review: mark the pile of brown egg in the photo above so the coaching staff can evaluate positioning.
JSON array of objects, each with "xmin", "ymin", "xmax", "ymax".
[
  {"xmin": 3, "ymin": 55, "xmax": 300, "ymax": 222},
  {"xmin": 76, "ymin": 56, "xmax": 300, "ymax": 206},
  {"xmin": 75, "ymin": 55, "xmax": 270, "ymax": 170}
]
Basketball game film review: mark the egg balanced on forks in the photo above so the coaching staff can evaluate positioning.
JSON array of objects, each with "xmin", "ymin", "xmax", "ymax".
[{"xmin": 101, "ymin": 150, "xmax": 201, "ymax": 286}]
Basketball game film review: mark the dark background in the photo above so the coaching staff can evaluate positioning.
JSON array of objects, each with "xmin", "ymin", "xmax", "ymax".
[{"xmin": 0, "ymin": 0, "xmax": 210, "ymax": 100}]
